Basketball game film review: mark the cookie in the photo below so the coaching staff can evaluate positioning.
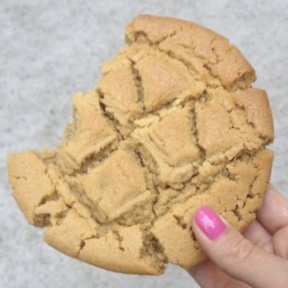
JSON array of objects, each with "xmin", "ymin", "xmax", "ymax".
[{"xmin": 8, "ymin": 15, "xmax": 274, "ymax": 275}]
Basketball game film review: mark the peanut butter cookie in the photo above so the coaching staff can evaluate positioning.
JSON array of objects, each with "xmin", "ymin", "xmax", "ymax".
[{"xmin": 8, "ymin": 15, "xmax": 274, "ymax": 274}]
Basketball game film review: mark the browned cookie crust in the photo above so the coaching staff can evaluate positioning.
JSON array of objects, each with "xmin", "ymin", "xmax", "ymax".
[{"xmin": 8, "ymin": 15, "xmax": 274, "ymax": 274}]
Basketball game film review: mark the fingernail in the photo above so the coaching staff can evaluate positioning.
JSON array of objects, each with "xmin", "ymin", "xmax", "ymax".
[{"xmin": 194, "ymin": 207, "xmax": 226, "ymax": 240}]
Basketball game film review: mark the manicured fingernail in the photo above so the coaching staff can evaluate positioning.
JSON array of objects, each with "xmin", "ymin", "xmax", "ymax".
[{"xmin": 194, "ymin": 207, "xmax": 226, "ymax": 240}]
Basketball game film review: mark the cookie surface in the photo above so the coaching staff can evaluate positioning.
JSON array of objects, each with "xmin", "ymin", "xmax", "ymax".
[{"xmin": 8, "ymin": 15, "xmax": 274, "ymax": 274}]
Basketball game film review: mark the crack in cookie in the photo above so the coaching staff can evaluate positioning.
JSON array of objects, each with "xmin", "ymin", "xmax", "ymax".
[{"xmin": 7, "ymin": 15, "xmax": 274, "ymax": 275}]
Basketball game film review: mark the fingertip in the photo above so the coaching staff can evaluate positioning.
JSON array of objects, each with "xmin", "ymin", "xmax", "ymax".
[{"xmin": 193, "ymin": 206, "xmax": 227, "ymax": 241}]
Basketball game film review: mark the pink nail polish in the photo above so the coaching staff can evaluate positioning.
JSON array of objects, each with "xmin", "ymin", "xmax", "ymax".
[{"xmin": 195, "ymin": 207, "xmax": 226, "ymax": 240}]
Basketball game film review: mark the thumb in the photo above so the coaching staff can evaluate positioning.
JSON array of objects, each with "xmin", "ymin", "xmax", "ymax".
[{"xmin": 192, "ymin": 206, "xmax": 288, "ymax": 288}]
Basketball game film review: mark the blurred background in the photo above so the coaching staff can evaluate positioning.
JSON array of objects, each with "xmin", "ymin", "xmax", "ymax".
[{"xmin": 0, "ymin": 0, "xmax": 287, "ymax": 287}]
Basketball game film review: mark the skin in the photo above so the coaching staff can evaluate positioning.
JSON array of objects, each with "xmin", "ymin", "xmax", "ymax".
[{"xmin": 188, "ymin": 185, "xmax": 288, "ymax": 288}]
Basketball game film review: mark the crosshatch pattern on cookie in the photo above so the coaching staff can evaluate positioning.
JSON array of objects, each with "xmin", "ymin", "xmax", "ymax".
[{"xmin": 8, "ymin": 15, "xmax": 274, "ymax": 275}]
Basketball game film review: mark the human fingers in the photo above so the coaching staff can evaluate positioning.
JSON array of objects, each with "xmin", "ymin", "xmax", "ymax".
[
  {"xmin": 257, "ymin": 185, "xmax": 288, "ymax": 234},
  {"xmin": 192, "ymin": 207, "xmax": 288, "ymax": 288},
  {"xmin": 243, "ymin": 220, "xmax": 273, "ymax": 253},
  {"xmin": 189, "ymin": 220, "xmax": 272, "ymax": 288},
  {"xmin": 189, "ymin": 259, "xmax": 231, "ymax": 288},
  {"xmin": 273, "ymin": 225, "xmax": 288, "ymax": 258}
]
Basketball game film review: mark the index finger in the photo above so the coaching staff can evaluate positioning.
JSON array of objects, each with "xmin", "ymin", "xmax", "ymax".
[{"xmin": 257, "ymin": 185, "xmax": 288, "ymax": 234}]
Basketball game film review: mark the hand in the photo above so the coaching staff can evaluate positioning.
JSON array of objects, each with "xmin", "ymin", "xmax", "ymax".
[{"xmin": 188, "ymin": 185, "xmax": 288, "ymax": 288}]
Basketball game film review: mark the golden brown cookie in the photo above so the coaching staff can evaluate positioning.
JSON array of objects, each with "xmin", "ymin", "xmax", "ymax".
[{"xmin": 7, "ymin": 15, "xmax": 274, "ymax": 275}]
